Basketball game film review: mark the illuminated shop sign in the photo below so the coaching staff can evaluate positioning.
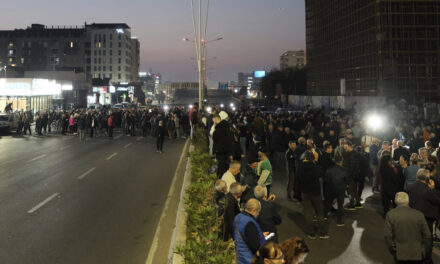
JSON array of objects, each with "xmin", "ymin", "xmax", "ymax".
[{"xmin": 0, "ymin": 78, "xmax": 67, "ymax": 96}]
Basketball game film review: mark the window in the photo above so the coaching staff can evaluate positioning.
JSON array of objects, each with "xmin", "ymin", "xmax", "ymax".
[
  {"xmin": 102, "ymin": 73, "xmax": 105, "ymax": 78},
  {"xmin": 94, "ymin": 73, "xmax": 98, "ymax": 78},
  {"xmin": 103, "ymin": 58, "xmax": 106, "ymax": 63},
  {"xmin": 103, "ymin": 50, "xmax": 106, "ymax": 56},
  {"xmin": 94, "ymin": 50, "xmax": 97, "ymax": 56},
  {"xmin": 118, "ymin": 42, "xmax": 121, "ymax": 48},
  {"xmin": 110, "ymin": 58, "xmax": 113, "ymax": 63},
  {"xmin": 99, "ymin": 58, "xmax": 101, "ymax": 64},
  {"xmin": 98, "ymin": 73, "xmax": 101, "ymax": 78},
  {"xmin": 110, "ymin": 66, "xmax": 112, "ymax": 71},
  {"xmin": 98, "ymin": 66, "xmax": 101, "ymax": 71},
  {"xmin": 118, "ymin": 58, "xmax": 121, "ymax": 64},
  {"xmin": 110, "ymin": 50, "xmax": 113, "ymax": 56},
  {"xmin": 118, "ymin": 65, "xmax": 121, "ymax": 71},
  {"xmin": 99, "ymin": 50, "xmax": 101, "ymax": 56},
  {"xmin": 21, "ymin": 58, "xmax": 24, "ymax": 64},
  {"xmin": 118, "ymin": 50, "xmax": 121, "ymax": 56},
  {"xmin": 94, "ymin": 66, "xmax": 97, "ymax": 71},
  {"xmin": 118, "ymin": 73, "xmax": 121, "ymax": 79},
  {"xmin": 94, "ymin": 58, "xmax": 97, "ymax": 64},
  {"xmin": 118, "ymin": 35, "xmax": 121, "ymax": 40},
  {"xmin": 109, "ymin": 73, "xmax": 112, "ymax": 79},
  {"xmin": 103, "ymin": 66, "xmax": 106, "ymax": 71},
  {"xmin": 110, "ymin": 42, "xmax": 112, "ymax": 48}
]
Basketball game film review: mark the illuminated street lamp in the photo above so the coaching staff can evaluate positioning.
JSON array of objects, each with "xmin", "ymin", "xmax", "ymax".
[{"xmin": 366, "ymin": 114, "xmax": 385, "ymax": 131}]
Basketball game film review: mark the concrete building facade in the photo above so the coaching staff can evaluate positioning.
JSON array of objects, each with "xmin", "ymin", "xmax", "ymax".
[{"xmin": 280, "ymin": 50, "xmax": 306, "ymax": 70}]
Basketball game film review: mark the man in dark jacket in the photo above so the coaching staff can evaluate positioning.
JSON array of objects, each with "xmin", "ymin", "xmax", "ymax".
[
  {"xmin": 343, "ymin": 141, "xmax": 361, "ymax": 209},
  {"xmin": 293, "ymin": 137, "xmax": 307, "ymax": 201},
  {"xmin": 299, "ymin": 151, "xmax": 328, "ymax": 239},
  {"xmin": 392, "ymin": 140, "xmax": 410, "ymax": 161},
  {"xmin": 408, "ymin": 169, "xmax": 440, "ymax": 264},
  {"xmin": 324, "ymin": 155, "xmax": 349, "ymax": 226},
  {"xmin": 270, "ymin": 124, "xmax": 288, "ymax": 171},
  {"xmin": 384, "ymin": 192, "xmax": 431, "ymax": 263},
  {"xmin": 254, "ymin": 185, "xmax": 282, "ymax": 242},
  {"xmin": 213, "ymin": 111, "xmax": 233, "ymax": 177},
  {"xmin": 286, "ymin": 140, "xmax": 297, "ymax": 200},
  {"xmin": 222, "ymin": 182, "xmax": 242, "ymax": 241}
]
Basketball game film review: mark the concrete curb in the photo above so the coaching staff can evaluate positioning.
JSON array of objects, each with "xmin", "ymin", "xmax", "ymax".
[{"xmin": 167, "ymin": 144, "xmax": 194, "ymax": 264}]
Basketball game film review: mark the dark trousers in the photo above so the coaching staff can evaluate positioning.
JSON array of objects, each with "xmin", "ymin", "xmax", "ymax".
[
  {"xmin": 424, "ymin": 218, "xmax": 435, "ymax": 264},
  {"xmin": 395, "ymin": 259, "xmax": 422, "ymax": 264},
  {"xmin": 382, "ymin": 191, "xmax": 395, "ymax": 215},
  {"xmin": 294, "ymin": 168, "xmax": 302, "ymax": 201},
  {"xmin": 325, "ymin": 192, "xmax": 345, "ymax": 223},
  {"xmin": 157, "ymin": 137, "xmax": 164, "ymax": 151},
  {"xmin": 216, "ymin": 153, "xmax": 230, "ymax": 178},
  {"xmin": 287, "ymin": 169, "xmax": 295, "ymax": 198},
  {"xmin": 303, "ymin": 194, "xmax": 328, "ymax": 236},
  {"xmin": 348, "ymin": 177, "xmax": 364, "ymax": 205},
  {"xmin": 108, "ymin": 126, "xmax": 113, "ymax": 137}
]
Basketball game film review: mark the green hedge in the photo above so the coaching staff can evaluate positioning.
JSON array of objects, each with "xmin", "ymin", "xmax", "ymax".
[{"xmin": 176, "ymin": 127, "xmax": 236, "ymax": 263}]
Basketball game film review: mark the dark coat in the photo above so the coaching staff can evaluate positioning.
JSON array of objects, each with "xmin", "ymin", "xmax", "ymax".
[
  {"xmin": 298, "ymin": 161, "xmax": 323, "ymax": 196},
  {"xmin": 256, "ymin": 198, "xmax": 282, "ymax": 243},
  {"xmin": 319, "ymin": 152, "xmax": 334, "ymax": 173},
  {"xmin": 324, "ymin": 165, "xmax": 349, "ymax": 194},
  {"xmin": 213, "ymin": 120, "xmax": 233, "ymax": 155},
  {"xmin": 381, "ymin": 164, "xmax": 404, "ymax": 197},
  {"xmin": 408, "ymin": 181, "xmax": 440, "ymax": 219},
  {"xmin": 222, "ymin": 193, "xmax": 240, "ymax": 241},
  {"xmin": 393, "ymin": 146, "xmax": 410, "ymax": 161},
  {"xmin": 384, "ymin": 205, "xmax": 431, "ymax": 261},
  {"xmin": 270, "ymin": 129, "xmax": 288, "ymax": 153},
  {"xmin": 344, "ymin": 150, "xmax": 360, "ymax": 179}
]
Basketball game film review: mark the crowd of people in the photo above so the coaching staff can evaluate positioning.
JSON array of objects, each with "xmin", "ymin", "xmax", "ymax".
[
  {"xmin": 8, "ymin": 106, "xmax": 193, "ymax": 153},
  {"xmin": 198, "ymin": 102, "xmax": 440, "ymax": 264},
  {"xmin": 6, "ymin": 99, "xmax": 440, "ymax": 263}
]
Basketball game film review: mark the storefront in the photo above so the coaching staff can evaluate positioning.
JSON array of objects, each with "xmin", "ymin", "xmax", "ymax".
[{"xmin": 0, "ymin": 78, "xmax": 72, "ymax": 112}]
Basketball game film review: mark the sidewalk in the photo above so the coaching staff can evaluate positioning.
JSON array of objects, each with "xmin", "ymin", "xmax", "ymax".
[{"xmin": 270, "ymin": 170, "xmax": 440, "ymax": 264}]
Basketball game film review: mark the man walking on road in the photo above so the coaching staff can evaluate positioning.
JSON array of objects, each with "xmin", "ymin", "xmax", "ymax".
[
  {"xmin": 384, "ymin": 192, "xmax": 431, "ymax": 264},
  {"xmin": 108, "ymin": 114, "xmax": 114, "ymax": 137}
]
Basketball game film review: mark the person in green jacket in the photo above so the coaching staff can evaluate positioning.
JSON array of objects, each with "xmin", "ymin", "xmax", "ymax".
[{"xmin": 255, "ymin": 148, "xmax": 273, "ymax": 194}]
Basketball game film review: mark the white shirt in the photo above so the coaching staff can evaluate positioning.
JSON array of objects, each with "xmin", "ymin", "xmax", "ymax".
[{"xmin": 221, "ymin": 171, "xmax": 236, "ymax": 193}]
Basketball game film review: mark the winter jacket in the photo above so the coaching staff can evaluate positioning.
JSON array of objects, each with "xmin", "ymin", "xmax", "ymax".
[
  {"xmin": 298, "ymin": 161, "xmax": 323, "ymax": 195},
  {"xmin": 213, "ymin": 120, "xmax": 233, "ymax": 155}
]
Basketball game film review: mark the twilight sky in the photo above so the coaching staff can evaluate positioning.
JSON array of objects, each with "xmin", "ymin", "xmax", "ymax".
[{"xmin": 1, "ymin": 0, "xmax": 305, "ymax": 86}]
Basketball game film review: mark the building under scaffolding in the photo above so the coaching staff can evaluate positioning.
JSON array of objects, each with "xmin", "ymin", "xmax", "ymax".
[{"xmin": 305, "ymin": 0, "xmax": 440, "ymax": 100}]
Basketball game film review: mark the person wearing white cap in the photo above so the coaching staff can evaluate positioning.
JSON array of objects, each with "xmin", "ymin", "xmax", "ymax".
[{"xmin": 213, "ymin": 110, "xmax": 233, "ymax": 177}]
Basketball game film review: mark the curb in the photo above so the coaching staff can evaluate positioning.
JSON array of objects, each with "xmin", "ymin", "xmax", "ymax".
[{"xmin": 167, "ymin": 144, "xmax": 194, "ymax": 264}]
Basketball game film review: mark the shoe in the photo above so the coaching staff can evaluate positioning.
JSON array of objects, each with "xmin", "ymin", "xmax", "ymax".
[
  {"xmin": 307, "ymin": 234, "xmax": 317, "ymax": 240},
  {"xmin": 336, "ymin": 222, "xmax": 345, "ymax": 227},
  {"xmin": 319, "ymin": 234, "xmax": 330, "ymax": 239},
  {"xmin": 312, "ymin": 215, "xmax": 318, "ymax": 222},
  {"xmin": 344, "ymin": 205, "xmax": 356, "ymax": 211},
  {"xmin": 355, "ymin": 203, "xmax": 363, "ymax": 209}
]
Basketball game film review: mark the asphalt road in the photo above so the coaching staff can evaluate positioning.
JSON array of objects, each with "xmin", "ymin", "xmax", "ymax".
[{"xmin": 0, "ymin": 130, "xmax": 186, "ymax": 264}]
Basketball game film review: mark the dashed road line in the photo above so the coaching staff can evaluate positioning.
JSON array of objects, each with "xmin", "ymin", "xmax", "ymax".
[
  {"xmin": 27, "ymin": 154, "xmax": 47, "ymax": 163},
  {"xmin": 77, "ymin": 167, "xmax": 96, "ymax": 180},
  {"xmin": 123, "ymin": 143, "xmax": 133, "ymax": 149},
  {"xmin": 106, "ymin": 152, "xmax": 118, "ymax": 160},
  {"xmin": 27, "ymin": 193, "xmax": 59, "ymax": 214},
  {"xmin": 114, "ymin": 134, "xmax": 123, "ymax": 139}
]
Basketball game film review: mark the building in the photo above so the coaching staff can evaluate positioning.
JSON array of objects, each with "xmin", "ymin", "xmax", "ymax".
[
  {"xmin": 0, "ymin": 24, "xmax": 86, "ymax": 74},
  {"xmin": 305, "ymin": 0, "xmax": 440, "ymax": 99},
  {"xmin": 87, "ymin": 23, "xmax": 133, "ymax": 83},
  {"xmin": 131, "ymin": 38, "xmax": 140, "ymax": 82},
  {"xmin": 280, "ymin": 50, "xmax": 306, "ymax": 70},
  {"xmin": 0, "ymin": 23, "xmax": 141, "ymax": 109}
]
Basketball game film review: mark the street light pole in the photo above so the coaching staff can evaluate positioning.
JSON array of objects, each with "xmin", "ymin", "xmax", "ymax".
[{"xmin": 198, "ymin": 0, "xmax": 203, "ymax": 108}]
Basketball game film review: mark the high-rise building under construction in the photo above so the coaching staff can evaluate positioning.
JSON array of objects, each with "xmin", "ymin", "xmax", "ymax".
[{"xmin": 305, "ymin": 0, "xmax": 440, "ymax": 100}]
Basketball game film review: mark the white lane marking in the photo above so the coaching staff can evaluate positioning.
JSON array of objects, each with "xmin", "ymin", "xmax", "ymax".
[
  {"xmin": 60, "ymin": 145, "xmax": 71, "ymax": 151},
  {"xmin": 145, "ymin": 139, "xmax": 189, "ymax": 264},
  {"xmin": 77, "ymin": 167, "xmax": 96, "ymax": 180},
  {"xmin": 27, "ymin": 193, "xmax": 59, "ymax": 213},
  {"xmin": 106, "ymin": 152, "xmax": 118, "ymax": 160},
  {"xmin": 136, "ymin": 137, "xmax": 143, "ymax": 141},
  {"xmin": 114, "ymin": 134, "xmax": 122, "ymax": 139},
  {"xmin": 123, "ymin": 143, "xmax": 132, "ymax": 149},
  {"xmin": 27, "ymin": 154, "xmax": 47, "ymax": 163}
]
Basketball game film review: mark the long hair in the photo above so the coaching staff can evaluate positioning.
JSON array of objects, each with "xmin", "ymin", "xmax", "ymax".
[
  {"xmin": 251, "ymin": 242, "xmax": 284, "ymax": 264},
  {"xmin": 281, "ymin": 237, "xmax": 309, "ymax": 264}
]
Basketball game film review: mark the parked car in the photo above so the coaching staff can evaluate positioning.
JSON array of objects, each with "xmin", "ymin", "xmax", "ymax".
[{"xmin": 0, "ymin": 113, "xmax": 19, "ymax": 132}]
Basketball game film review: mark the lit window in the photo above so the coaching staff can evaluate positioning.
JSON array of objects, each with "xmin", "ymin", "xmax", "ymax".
[
  {"xmin": 94, "ymin": 73, "xmax": 98, "ymax": 78},
  {"xmin": 98, "ymin": 42, "xmax": 102, "ymax": 48},
  {"xmin": 70, "ymin": 42, "xmax": 74, "ymax": 48},
  {"xmin": 21, "ymin": 58, "xmax": 24, "ymax": 64}
]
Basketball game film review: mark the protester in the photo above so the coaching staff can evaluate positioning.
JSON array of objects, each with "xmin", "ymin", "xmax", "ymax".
[
  {"xmin": 281, "ymin": 237, "xmax": 309, "ymax": 264},
  {"xmin": 254, "ymin": 185, "xmax": 282, "ymax": 243},
  {"xmin": 384, "ymin": 192, "xmax": 431, "ymax": 264},
  {"xmin": 250, "ymin": 242, "xmax": 285, "ymax": 264}
]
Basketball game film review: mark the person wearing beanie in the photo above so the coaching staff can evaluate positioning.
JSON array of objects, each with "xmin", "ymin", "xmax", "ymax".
[{"xmin": 213, "ymin": 110, "xmax": 233, "ymax": 177}]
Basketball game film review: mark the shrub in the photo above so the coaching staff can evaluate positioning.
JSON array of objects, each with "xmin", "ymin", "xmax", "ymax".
[{"xmin": 176, "ymin": 127, "xmax": 236, "ymax": 263}]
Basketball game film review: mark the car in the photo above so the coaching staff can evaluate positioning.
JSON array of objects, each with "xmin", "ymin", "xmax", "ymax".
[{"xmin": 0, "ymin": 113, "xmax": 20, "ymax": 132}]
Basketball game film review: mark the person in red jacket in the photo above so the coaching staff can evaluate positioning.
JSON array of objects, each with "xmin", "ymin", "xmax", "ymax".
[{"xmin": 108, "ymin": 114, "xmax": 114, "ymax": 137}]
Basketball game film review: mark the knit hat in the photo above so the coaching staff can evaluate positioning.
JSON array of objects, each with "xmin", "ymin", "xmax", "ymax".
[{"xmin": 219, "ymin": 111, "xmax": 228, "ymax": 120}]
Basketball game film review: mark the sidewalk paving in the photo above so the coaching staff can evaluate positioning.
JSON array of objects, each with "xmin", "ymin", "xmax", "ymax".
[{"xmin": 270, "ymin": 170, "xmax": 440, "ymax": 264}]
